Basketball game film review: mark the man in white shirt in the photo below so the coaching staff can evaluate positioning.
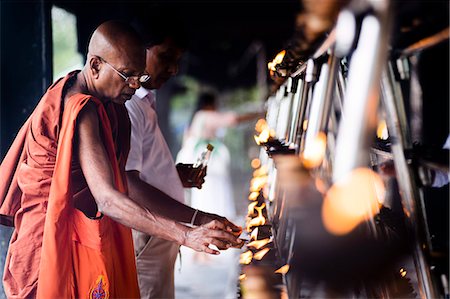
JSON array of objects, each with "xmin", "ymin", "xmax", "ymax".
[{"xmin": 126, "ymin": 16, "xmax": 241, "ymax": 299}]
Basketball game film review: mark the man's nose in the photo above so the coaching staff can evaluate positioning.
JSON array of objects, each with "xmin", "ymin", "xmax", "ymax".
[{"xmin": 128, "ymin": 80, "xmax": 141, "ymax": 89}]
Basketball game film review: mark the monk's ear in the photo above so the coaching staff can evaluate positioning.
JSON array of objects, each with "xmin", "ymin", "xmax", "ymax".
[{"xmin": 89, "ymin": 56, "xmax": 102, "ymax": 79}]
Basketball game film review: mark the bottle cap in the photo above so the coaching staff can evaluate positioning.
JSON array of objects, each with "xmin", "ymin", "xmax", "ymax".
[{"xmin": 206, "ymin": 143, "xmax": 214, "ymax": 151}]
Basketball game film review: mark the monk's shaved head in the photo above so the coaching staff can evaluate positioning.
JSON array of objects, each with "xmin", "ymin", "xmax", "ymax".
[
  {"xmin": 81, "ymin": 20, "xmax": 147, "ymax": 104},
  {"xmin": 88, "ymin": 20, "xmax": 145, "ymax": 67}
]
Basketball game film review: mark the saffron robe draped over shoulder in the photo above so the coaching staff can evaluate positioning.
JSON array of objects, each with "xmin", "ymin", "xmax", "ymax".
[{"xmin": 0, "ymin": 73, "xmax": 140, "ymax": 299}]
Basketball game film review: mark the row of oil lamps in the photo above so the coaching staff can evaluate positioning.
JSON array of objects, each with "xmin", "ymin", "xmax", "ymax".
[{"xmin": 237, "ymin": 120, "xmax": 290, "ymax": 299}]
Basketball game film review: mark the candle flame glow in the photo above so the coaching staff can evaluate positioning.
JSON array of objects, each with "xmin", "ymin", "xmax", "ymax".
[
  {"xmin": 251, "ymin": 158, "xmax": 261, "ymax": 169},
  {"xmin": 275, "ymin": 264, "xmax": 290, "ymax": 274},
  {"xmin": 239, "ymin": 251, "xmax": 253, "ymax": 264},
  {"xmin": 267, "ymin": 50, "xmax": 286, "ymax": 71},
  {"xmin": 253, "ymin": 248, "xmax": 270, "ymax": 260},
  {"xmin": 247, "ymin": 201, "xmax": 258, "ymax": 215},
  {"xmin": 250, "ymin": 176, "xmax": 268, "ymax": 192},
  {"xmin": 247, "ymin": 203, "xmax": 266, "ymax": 231},
  {"xmin": 377, "ymin": 120, "xmax": 389, "ymax": 140},
  {"xmin": 322, "ymin": 168, "xmax": 386, "ymax": 235},
  {"xmin": 253, "ymin": 166, "xmax": 268, "ymax": 178},
  {"xmin": 301, "ymin": 132, "xmax": 327, "ymax": 169},
  {"xmin": 248, "ymin": 191, "xmax": 259, "ymax": 201},
  {"xmin": 255, "ymin": 119, "xmax": 268, "ymax": 133},
  {"xmin": 247, "ymin": 238, "xmax": 271, "ymax": 250}
]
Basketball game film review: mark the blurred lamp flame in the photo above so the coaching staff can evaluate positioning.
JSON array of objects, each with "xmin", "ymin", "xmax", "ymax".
[
  {"xmin": 247, "ymin": 201, "xmax": 258, "ymax": 215},
  {"xmin": 322, "ymin": 168, "xmax": 386, "ymax": 236},
  {"xmin": 301, "ymin": 132, "xmax": 327, "ymax": 169},
  {"xmin": 303, "ymin": 119, "xmax": 308, "ymax": 131},
  {"xmin": 255, "ymin": 119, "xmax": 268, "ymax": 133},
  {"xmin": 377, "ymin": 120, "xmax": 389, "ymax": 140},
  {"xmin": 253, "ymin": 166, "xmax": 268, "ymax": 178},
  {"xmin": 275, "ymin": 265, "xmax": 290, "ymax": 274},
  {"xmin": 400, "ymin": 268, "xmax": 407, "ymax": 277},
  {"xmin": 267, "ymin": 50, "xmax": 286, "ymax": 71},
  {"xmin": 247, "ymin": 203, "xmax": 266, "ymax": 231},
  {"xmin": 250, "ymin": 176, "xmax": 268, "ymax": 192},
  {"xmin": 251, "ymin": 158, "xmax": 261, "ymax": 169},
  {"xmin": 248, "ymin": 191, "xmax": 259, "ymax": 201},
  {"xmin": 253, "ymin": 248, "xmax": 270, "ymax": 260},
  {"xmin": 247, "ymin": 238, "xmax": 271, "ymax": 250},
  {"xmin": 239, "ymin": 251, "xmax": 253, "ymax": 264},
  {"xmin": 254, "ymin": 128, "xmax": 271, "ymax": 145}
]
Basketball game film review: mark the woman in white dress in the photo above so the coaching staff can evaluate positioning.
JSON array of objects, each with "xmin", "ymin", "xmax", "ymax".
[{"xmin": 177, "ymin": 92, "xmax": 238, "ymax": 220}]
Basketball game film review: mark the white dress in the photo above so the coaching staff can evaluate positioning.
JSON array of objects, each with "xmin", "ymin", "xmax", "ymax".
[{"xmin": 176, "ymin": 110, "xmax": 237, "ymax": 220}]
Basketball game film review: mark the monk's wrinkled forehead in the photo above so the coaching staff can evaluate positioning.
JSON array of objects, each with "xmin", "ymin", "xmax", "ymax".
[{"xmin": 88, "ymin": 20, "xmax": 146, "ymax": 69}]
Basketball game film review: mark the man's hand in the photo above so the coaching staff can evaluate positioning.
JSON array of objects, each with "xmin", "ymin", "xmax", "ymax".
[
  {"xmin": 176, "ymin": 163, "xmax": 207, "ymax": 189},
  {"xmin": 195, "ymin": 211, "xmax": 242, "ymax": 238},
  {"xmin": 182, "ymin": 220, "xmax": 243, "ymax": 254}
]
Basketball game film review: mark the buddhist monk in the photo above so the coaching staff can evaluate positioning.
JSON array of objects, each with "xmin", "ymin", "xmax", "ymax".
[{"xmin": 0, "ymin": 20, "xmax": 241, "ymax": 299}]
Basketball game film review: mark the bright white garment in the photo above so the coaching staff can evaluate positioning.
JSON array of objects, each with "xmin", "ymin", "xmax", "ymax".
[
  {"xmin": 177, "ymin": 110, "xmax": 237, "ymax": 220},
  {"xmin": 125, "ymin": 87, "xmax": 184, "ymax": 203}
]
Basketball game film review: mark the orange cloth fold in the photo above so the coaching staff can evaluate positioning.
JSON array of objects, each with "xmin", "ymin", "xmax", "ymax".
[{"xmin": 0, "ymin": 73, "xmax": 139, "ymax": 299}]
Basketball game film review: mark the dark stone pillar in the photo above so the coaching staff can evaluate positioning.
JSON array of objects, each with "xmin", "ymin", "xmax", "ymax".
[{"xmin": 0, "ymin": 1, "xmax": 52, "ymax": 297}]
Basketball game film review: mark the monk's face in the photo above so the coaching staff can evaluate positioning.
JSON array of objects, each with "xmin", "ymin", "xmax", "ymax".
[
  {"xmin": 94, "ymin": 54, "xmax": 147, "ymax": 104},
  {"xmin": 141, "ymin": 38, "xmax": 184, "ymax": 90}
]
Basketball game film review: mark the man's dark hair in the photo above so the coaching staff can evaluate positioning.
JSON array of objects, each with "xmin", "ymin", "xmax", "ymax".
[
  {"xmin": 189, "ymin": 92, "xmax": 218, "ymax": 125},
  {"xmin": 130, "ymin": 6, "xmax": 188, "ymax": 49}
]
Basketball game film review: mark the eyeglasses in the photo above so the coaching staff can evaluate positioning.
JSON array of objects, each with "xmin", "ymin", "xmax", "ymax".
[{"xmin": 97, "ymin": 56, "xmax": 150, "ymax": 84}]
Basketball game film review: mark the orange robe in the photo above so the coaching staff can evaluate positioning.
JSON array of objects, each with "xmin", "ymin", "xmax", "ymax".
[{"xmin": 0, "ymin": 72, "xmax": 140, "ymax": 298}]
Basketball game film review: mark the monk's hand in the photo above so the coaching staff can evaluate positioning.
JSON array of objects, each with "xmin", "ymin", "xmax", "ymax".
[
  {"xmin": 195, "ymin": 211, "xmax": 242, "ymax": 238},
  {"xmin": 182, "ymin": 220, "xmax": 243, "ymax": 254},
  {"xmin": 176, "ymin": 163, "xmax": 207, "ymax": 189}
]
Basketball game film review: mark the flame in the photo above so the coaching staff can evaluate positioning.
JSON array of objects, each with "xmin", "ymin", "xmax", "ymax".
[
  {"xmin": 322, "ymin": 168, "xmax": 386, "ymax": 236},
  {"xmin": 247, "ymin": 203, "xmax": 266, "ymax": 231},
  {"xmin": 255, "ymin": 119, "xmax": 268, "ymax": 133},
  {"xmin": 254, "ymin": 128, "xmax": 270, "ymax": 145},
  {"xmin": 248, "ymin": 201, "xmax": 258, "ymax": 215},
  {"xmin": 248, "ymin": 191, "xmax": 260, "ymax": 201},
  {"xmin": 303, "ymin": 119, "xmax": 308, "ymax": 131},
  {"xmin": 250, "ymin": 227, "xmax": 259, "ymax": 241},
  {"xmin": 301, "ymin": 132, "xmax": 327, "ymax": 169},
  {"xmin": 247, "ymin": 238, "xmax": 271, "ymax": 250},
  {"xmin": 239, "ymin": 274, "xmax": 247, "ymax": 281},
  {"xmin": 268, "ymin": 50, "xmax": 286, "ymax": 71},
  {"xmin": 251, "ymin": 158, "xmax": 261, "ymax": 169},
  {"xmin": 239, "ymin": 251, "xmax": 253, "ymax": 264},
  {"xmin": 253, "ymin": 248, "xmax": 270, "ymax": 260},
  {"xmin": 250, "ymin": 176, "xmax": 268, "ymax": 192},
  {"xmin": 275, "ymin": 264, "xmax": 290, "ymax": 274},
  {"xmin": 253, "ymin": 166, "xmax": 268, "ymax": 178},
  {"xmin": 377, "ymin": 120, "xmax": 389, "ymax": 140},
  {"xmin": 400, "ymin": 268, "xmax": 407, "ymax": 277}
]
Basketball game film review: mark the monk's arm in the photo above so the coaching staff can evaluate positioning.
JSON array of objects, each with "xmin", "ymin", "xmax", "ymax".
[
  {"xmin": 76, "ymin": 103, "xmax": 239, "ymax": 253},
  {"xmin": 126, "ymin": 170, "xmax": 240, "ymax": 234}
]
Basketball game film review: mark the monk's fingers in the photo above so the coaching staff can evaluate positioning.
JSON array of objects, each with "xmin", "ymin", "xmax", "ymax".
[
  {"xmin": 202, "ymin": 244, "xmax": 219, "ymax": 255},
  {"xmin": 206, "ymin": 229, "xmax": 241, "ymax": 246},
  {"xmin": 203, "ymin": 220, "xmax": 226, "ymax": 230},
  {"xmin": 224, "ymin": 221, "xmax": 242, "ymax": 235},
  {"xmin": 206, "ymin": 238, "xmax": 230, "ymax": 250}
]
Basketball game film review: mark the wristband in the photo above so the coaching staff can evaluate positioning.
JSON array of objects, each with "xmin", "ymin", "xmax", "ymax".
[{"xmin": 190, "ymin": 209, "xmax": 199, "ymax": 226}]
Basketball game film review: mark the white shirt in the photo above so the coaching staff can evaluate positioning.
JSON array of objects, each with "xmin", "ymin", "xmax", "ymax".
[{"xmin": 125, "ymin": 87, "xmax": 185, "ymax": 203}]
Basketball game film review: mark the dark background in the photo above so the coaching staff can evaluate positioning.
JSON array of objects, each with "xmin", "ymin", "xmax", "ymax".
[{"xmin": 0, "ymin": 0, "xmax": 300, "ymax": 158}]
